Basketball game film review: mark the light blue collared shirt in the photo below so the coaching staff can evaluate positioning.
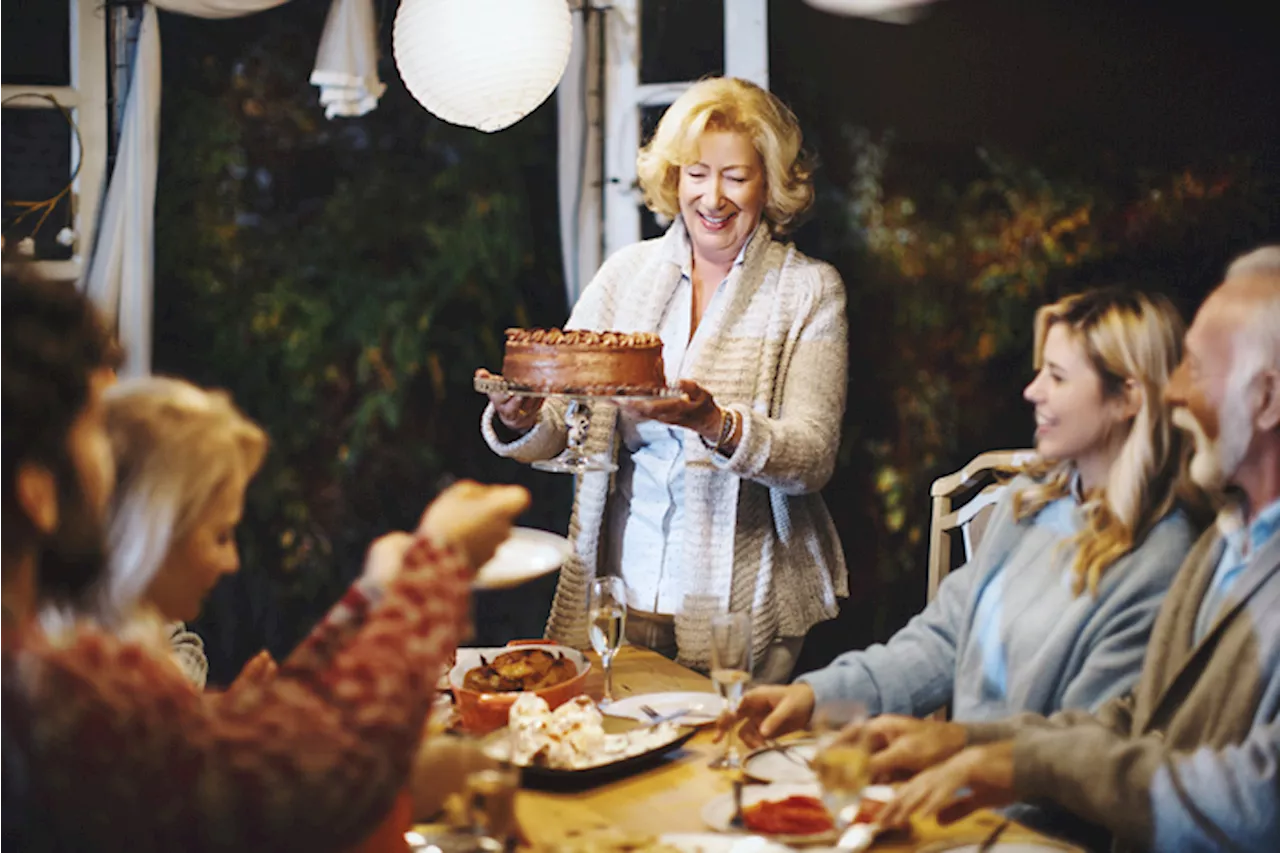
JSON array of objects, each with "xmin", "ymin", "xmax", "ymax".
[
  {"xmin": 1193, "ymin": 496, "xmax": 1280, "ymax": 642},
  {"xmin": 606, "ymin": 226, "xmax": 753, "ymax": 612},
  {"xmin": 972, "ymin": 484, "xmax": 1083, "ymax": 703}
]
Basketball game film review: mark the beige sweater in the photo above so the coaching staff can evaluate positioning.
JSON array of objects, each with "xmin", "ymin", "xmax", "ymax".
[{"xmin": 482, "ymin": 221, "xmax": 849, "ymax": 670}]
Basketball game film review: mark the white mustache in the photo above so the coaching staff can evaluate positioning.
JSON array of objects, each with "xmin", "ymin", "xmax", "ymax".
[{"xmin": 1171, "ymin": 407, "xmax": 1207, "ymax": 441}]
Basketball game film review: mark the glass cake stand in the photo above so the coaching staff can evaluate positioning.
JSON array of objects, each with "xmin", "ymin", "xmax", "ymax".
[{"xmin": 474, "ymin": 374, "xmax": 681, "ymax": 474}]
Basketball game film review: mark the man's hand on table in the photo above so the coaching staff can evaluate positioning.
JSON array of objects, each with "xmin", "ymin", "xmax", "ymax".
[
  {"xmin": 834, "ymin": 714, "xmax": 969, "ymax": 783},
  {"xmin": 716, "ymin": 683, "xmax": 816, "ymax": 748},
  {"xmin": 878, "ymin": 741, "xmax": 1016, "ymax": 828}
]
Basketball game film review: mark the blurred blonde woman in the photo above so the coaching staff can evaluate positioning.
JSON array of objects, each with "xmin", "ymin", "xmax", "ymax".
[
  {"xmin": 478, "ymin": 76, "xmax": 847, "ymax": 681},
  {"xmin": 43, "ymin": 376, "xmax": 268, "ymax": 688},
  {"xmin": 732, "ymin": 287, "xmax": 1204, "ymax": 741}
]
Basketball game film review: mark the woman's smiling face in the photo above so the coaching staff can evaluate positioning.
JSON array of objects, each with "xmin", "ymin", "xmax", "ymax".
[{"xmin": 677, "ymin": 130, "xmax": 766, "ymax": 266}]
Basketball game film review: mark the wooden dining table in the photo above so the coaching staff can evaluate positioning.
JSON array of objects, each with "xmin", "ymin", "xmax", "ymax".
[{"xmin": 512, "ymin": 645, "xmax": 1067, "ymax": 851}]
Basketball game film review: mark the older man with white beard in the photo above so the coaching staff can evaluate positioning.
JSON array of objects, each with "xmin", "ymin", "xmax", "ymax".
[{"xmin": 847, "ymin": 246, "xmax": 1280, "ymax": 853}]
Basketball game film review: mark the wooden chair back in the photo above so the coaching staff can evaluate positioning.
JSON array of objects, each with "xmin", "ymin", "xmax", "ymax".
[{"xmin": 927, "ymin": 449, "xmax": 1035, "ymax": 602}]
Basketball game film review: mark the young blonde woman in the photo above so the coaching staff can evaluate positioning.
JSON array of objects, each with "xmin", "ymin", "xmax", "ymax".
[
  {"xmin": 478, "ymin": 76, "xmax": 847, "ymax": 682},
  {"xmin": 731, "ymin": 288, "xmax": 1204, "ymax": 742}
]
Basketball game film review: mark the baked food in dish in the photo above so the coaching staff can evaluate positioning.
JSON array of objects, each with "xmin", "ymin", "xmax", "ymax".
[
  {"xmin": 462, "ymin": 648, "xmax": 578, "ymax": 693},
  {"xmin": 501, "ymin": 328, "xmax": 666, "ymax": 394}
]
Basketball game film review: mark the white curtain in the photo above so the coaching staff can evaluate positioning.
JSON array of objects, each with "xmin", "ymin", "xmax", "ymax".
[
  {"xmin": 84, "ymin": 0, "xmax": 380, "ymax": 377},
  {"xmin": 555, "ymin": 4, "xmax": 602, "ymax": 309},
  {"xmin": 310, "ymin": 0, "xmax": 386, "ymax": 119},
  {"xmin": 83, "ymin": 5, "xmax": 161, "ymax": 379}
]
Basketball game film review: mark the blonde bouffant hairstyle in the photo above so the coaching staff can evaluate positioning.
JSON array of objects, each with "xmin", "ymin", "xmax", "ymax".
[
  {"xmin": 1013, "ymin": 288, "xmax": 1197, "ymax": 595},
  {"xmin": 81, "ymin": 376, "xmax": 266, "ymax": 630},
  {"xmin": 635, "ymin": 76, "xmax": 815, "ymax": 234}
]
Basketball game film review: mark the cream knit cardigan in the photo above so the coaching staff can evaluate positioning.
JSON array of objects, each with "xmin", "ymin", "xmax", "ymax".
[{"xmin": 481, "ymin": 221, "xmax": 849, "ymax": 670}]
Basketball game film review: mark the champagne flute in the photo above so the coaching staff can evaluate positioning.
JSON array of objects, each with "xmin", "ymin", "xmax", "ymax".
[
  {"xmin": 708, "ymin": 610, "xmax": 753, "ymax": 770},
  {"xmin": 588, "ymin": 577, "xmax": 628, "ymax": 706},
  {"xmin": 809, "ymin": 700, "xmax": 871, "ymax": 828}
]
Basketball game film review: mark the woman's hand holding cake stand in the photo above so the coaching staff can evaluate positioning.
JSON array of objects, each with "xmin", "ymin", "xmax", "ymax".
[
  {"xmin": 618, "ymin": 379, "xmax": 734, "ymax": 450},
  {"xmin": 475, "ymin": 367, "xmax": 543, "ymax": 433}
]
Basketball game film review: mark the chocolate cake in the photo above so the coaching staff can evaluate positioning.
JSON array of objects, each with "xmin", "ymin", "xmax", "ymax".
[{"xmin": 501, "ymin": 328, "xmax": 666, "ymax": 394}]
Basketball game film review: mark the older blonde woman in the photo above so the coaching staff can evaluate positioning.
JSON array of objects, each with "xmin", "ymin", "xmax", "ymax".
[
  {"xmin": 479, "ymin": 76, "xmax": 848, "ymax": 680},
  {"xmin": 730, "ymin": 288, "xmax": 1204, "ymax": 746}
]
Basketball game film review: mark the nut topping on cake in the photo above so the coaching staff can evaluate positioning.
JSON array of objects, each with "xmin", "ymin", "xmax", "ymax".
[{"xmin": 504, "ymin": 328, "xmax": 661, "ymax": 348}]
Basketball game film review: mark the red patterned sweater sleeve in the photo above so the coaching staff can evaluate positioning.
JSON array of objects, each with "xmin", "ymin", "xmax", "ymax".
[
  {"xmin": 13, "ymin": 533, "xmax": 469, "ymax": 853},
  {"xmin": 274, "ymin": 575, "xmax": 387, "ymax": 680}
]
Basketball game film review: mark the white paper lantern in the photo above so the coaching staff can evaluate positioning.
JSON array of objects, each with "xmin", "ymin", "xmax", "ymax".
[
  {"xmin": 802, "ymin": 0, "xmax": 944, "ymax": 24},
  {"xmin": 393, "ymin": 0, "xmax": 573, "ymax": 133}
]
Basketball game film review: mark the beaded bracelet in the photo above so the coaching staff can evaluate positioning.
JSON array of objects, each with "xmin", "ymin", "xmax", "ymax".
[{"xmin": 703, "ymin": 406, "xmax": 737, "ymax": 453}]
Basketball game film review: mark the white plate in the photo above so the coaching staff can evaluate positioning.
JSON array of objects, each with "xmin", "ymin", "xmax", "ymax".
[
  {"xmin": 604, "ymin": 691, "xmax": 722, "ymax": 727},
  {"xmin": 742, "ymin": 738, "xmax": 820, "ymax": 785},
  {"xmin": 702, "ymin": 783, "xmax": 895, "ymax": 849},
  {"xmin": 473, "ymin": 527, "xmax": 572, "ymax": 589},
  {"xmin": 701, "ymin": 781, "xmax": 834, "ymax": 844},
  {"xmin": 659, "ymin": 833, "xmax": 795, "ymax": 852}
]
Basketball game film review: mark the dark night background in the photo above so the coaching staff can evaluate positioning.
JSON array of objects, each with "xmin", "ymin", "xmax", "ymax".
[{"xmin": 4, "ymin": 0, "xmax": 1278, "ymax": 683}]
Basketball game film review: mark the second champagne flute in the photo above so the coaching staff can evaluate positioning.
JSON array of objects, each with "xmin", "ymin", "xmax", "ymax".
[
  {"xmin": 588, "ymin": 576, "xmax": 628, "ymax": 706},
  {"xmin": 810, "ymin": 700, "xmax": 871, "ymax": 828},
  {"xmin": 708, "ymin": 610, "xmax": 753, "ymax": 770}
]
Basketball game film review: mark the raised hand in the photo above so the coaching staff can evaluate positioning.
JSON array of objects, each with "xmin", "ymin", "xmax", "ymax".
[
  {"xmin": 226, "ymin": 649, "xmax": 279, "ymax": 698},
  {"xmin": 420, "ymin": 480, "xmax": 531, "ymax": 569}
]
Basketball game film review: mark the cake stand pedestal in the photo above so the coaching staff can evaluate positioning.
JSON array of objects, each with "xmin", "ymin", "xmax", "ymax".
[{"xmin": 474, "ymin": 375, "xmax": 680, "ymax": 475}]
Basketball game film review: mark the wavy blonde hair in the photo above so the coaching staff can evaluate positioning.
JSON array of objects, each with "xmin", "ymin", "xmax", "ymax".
[
  {"xmin": 83, "ymin": 376, "xmax": 267, "ymax": 630},
  {"xmin": 1013, "ymin": 288, "xmax": 1195, "ymax": 595},
  {"xmin": 635, "ymin": 76, "xmax": 814, "ymax": 233}
]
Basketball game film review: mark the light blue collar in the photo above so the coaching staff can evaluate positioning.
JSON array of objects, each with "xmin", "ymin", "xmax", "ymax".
[{"xmin": 1217, "ymin": 496, "xmax": 1280, "ymax": 560}]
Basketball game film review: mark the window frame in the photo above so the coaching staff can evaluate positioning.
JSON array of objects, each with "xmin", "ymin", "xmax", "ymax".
[{"xmin": 2, "ymin": 0, "xmax": 107, "ymax": 282}]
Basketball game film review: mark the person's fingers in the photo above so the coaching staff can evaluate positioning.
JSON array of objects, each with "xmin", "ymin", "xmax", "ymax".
[
  {"xmin": 867, "ymin": 736, "xmax": 929, "ymax": 780},
  {"xmin": 246, "ymin": 650, "xmax": 277, "ymax": 683},
  {"xmin": 728, "ymin": 690, "xmax": 776, "ymax": 745},
  {"xmin": 714, "ymin": 707, "xmax": 737, "ymax": 738},
  {"xmin": 913, "ymin": 777, "xmax": 961, "ymax": 825},
  {"xmin": 363, "ymin": 531, "xmax": 415, "ymax": 585},
  {"xmin": 835, "ymin": 719, "xmax": 874, "ymax": 749},
  {"xmin": 935, "ymin": 792, "xmax": 985, "ymax": 826},
  {"xmin": 759, "ymin": 695, "xmax": 799, "ymax": 740},
  {"xmin": 481, "ymin": 484, "xmax": 532, "ymax": 518},
  {"xmin": 367, "ymin": 531, "xmax": 415, "ymax": 566},
  {"xmin": 879, "ymin": 777, "xmax": 929, "ymax": 828},
  {"xmin": 737, "ymin": 717, "xmax": 767, "ymax": 749},
  {"xmin": 862, "ymin": 714, "xmax": 915, "ymax": 739}
]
